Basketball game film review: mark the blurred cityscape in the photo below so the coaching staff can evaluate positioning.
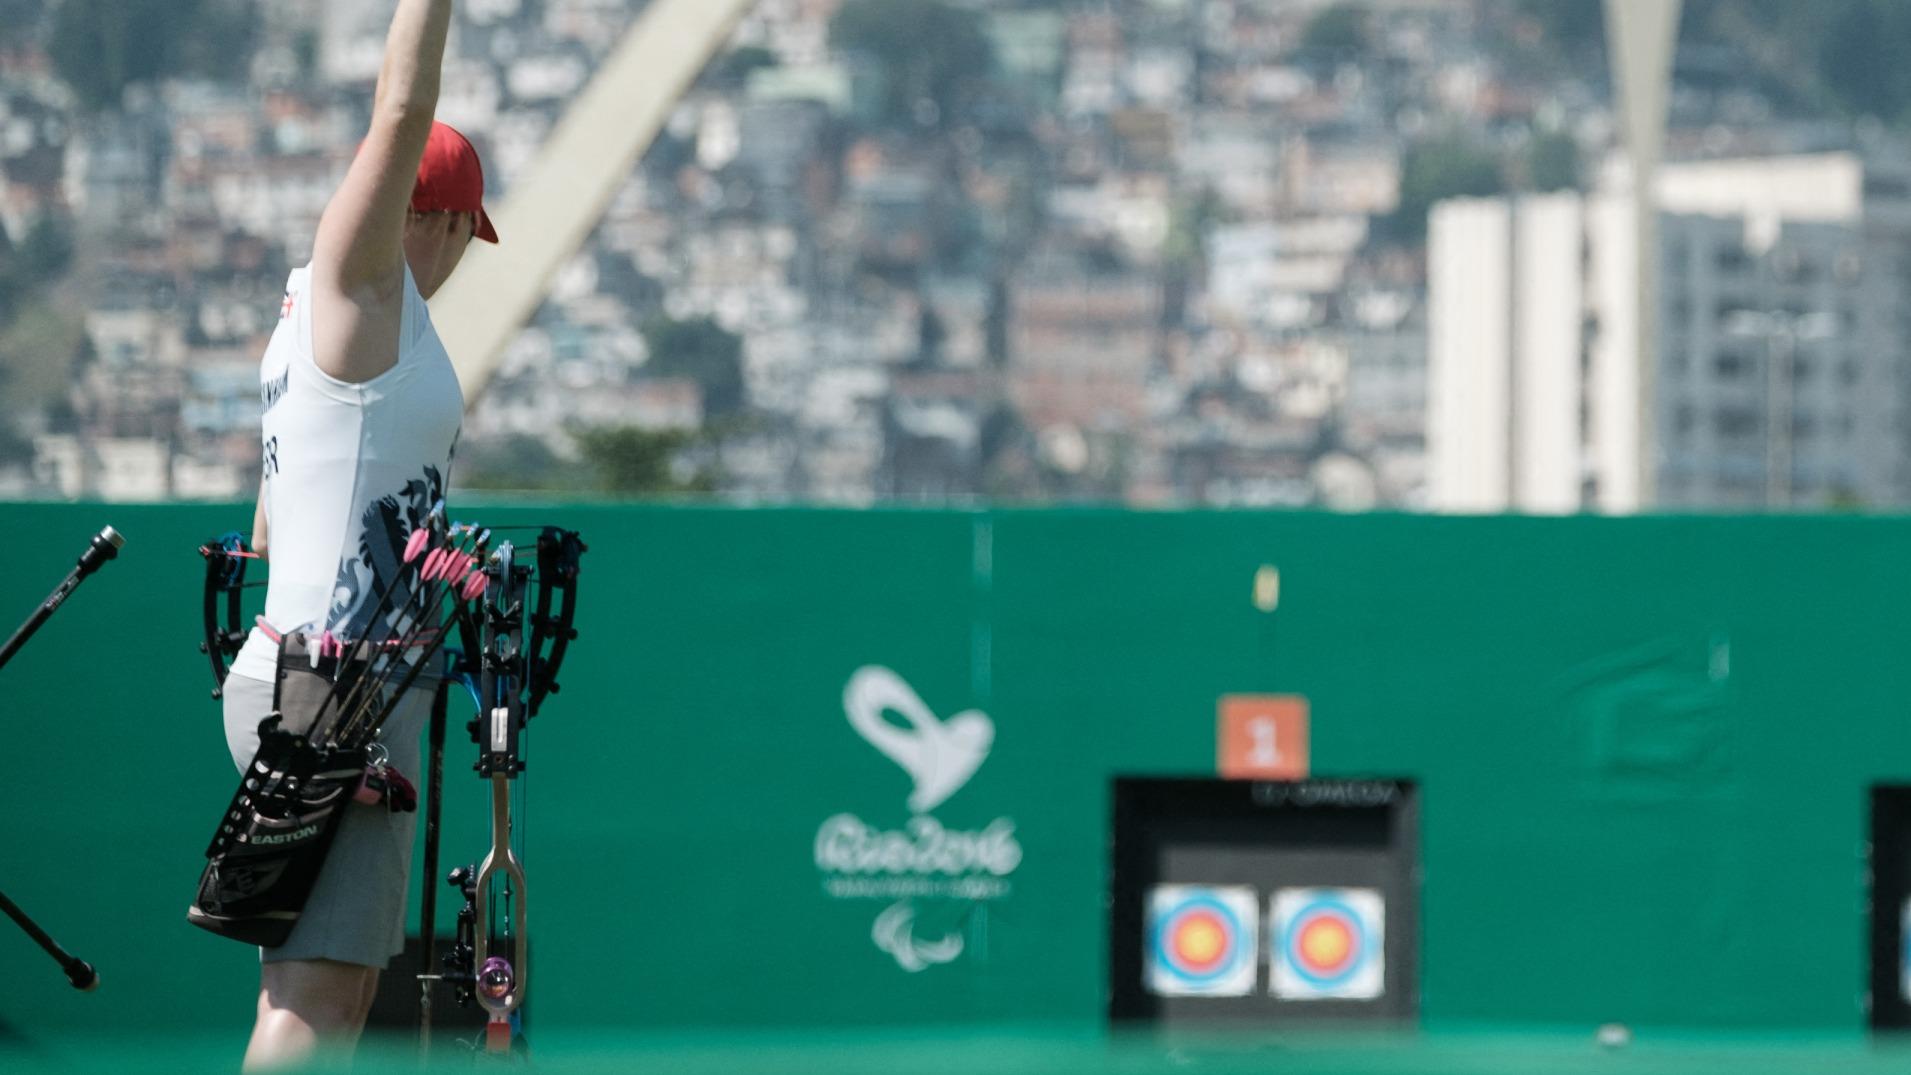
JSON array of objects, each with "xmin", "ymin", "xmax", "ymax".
[{"xmin": 3, "ymin": 0, "xmax": 1911, "ymax": 510}]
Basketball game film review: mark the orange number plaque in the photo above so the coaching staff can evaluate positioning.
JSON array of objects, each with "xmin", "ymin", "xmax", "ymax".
[{"xmin": 1218, "ymin": 695, "xmax": 1309, "ymax": 780}]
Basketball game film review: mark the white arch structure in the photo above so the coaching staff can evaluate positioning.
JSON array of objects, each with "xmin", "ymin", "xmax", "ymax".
[
  {"xmin": 432, "ymin": 0, "xmax": 757, "ymax": 408},
  {"xmin": 1604, "ymin": 0, "xmax": 1680, "ymax": 508}
]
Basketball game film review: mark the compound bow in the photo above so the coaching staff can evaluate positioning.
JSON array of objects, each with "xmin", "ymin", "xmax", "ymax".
[
  {"xmin": 423, "ymin": 526, "xmax": 585, "ymax": 1056},
  {"xmin": 197, "ymin": 523, "xmax": 586, "ymax": 1056}
]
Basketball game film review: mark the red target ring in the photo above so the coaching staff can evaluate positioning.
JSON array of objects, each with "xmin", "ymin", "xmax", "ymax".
[
  {"xmin": 1283, "ymin": 900, "xmax": 1368, "ymax": 987},
  {"xmin": 1151, "ymin": 894, "xmax": 1248, "ymax": 986}
]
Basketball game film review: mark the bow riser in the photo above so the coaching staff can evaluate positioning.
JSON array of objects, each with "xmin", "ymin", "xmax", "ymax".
[{"xmin": 429, "ymin": 526, "xmax": 585, "ymax": 1056}]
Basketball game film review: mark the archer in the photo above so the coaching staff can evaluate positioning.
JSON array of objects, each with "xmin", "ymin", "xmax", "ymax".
[{"xmin": 218, "ymin": 1, "xmax": 496, "ymax": 1068}]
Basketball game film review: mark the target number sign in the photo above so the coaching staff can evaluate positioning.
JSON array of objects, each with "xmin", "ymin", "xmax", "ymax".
[
  {"xmin": 1145, "ymin": 885, "xmax": 1258, "ymax": 997},
  {"xmin": 1218, "ymin": 695, "xmax": 1308, "ymax": 780},
  {"xmin": 1270, "ymin": 887, "xmax": 1385, "ymax": 1000}
]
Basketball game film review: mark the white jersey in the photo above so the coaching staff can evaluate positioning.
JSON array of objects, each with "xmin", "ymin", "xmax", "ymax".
[{"xmin": 230, "ymin": 265, "xmax": 464, "ymax": 683}]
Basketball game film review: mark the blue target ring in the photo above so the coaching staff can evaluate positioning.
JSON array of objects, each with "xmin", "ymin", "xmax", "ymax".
[
  {"xmin": 1150, "ymin": 893, "xmax": 1248, "ymax": 986},
  {"xmin": 1281, "ymin": 897, "xmax": 1370, "ymax": 988}
]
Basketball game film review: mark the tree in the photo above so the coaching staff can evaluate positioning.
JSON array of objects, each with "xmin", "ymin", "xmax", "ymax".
[
  {"xmin": 1301, "ymin": 4, "xmax": 1370, "ymax": 61},
  {"xmin": 1509, "ymin": 0, "xmax": 1606, "ymax": 65},
  {"xmin": 1381, "ymin": 135, "xmax": 1506, "ymax": 246},
  {"xmin": 1818, "ymin": 0, "xmax": 1911, "ymax": 123},
  {"xmin": 1162, "ymin": 187, "xmax": 1224, "ymax": 276},
  {"xmin": 0, "ymin": 302, "xmax": 85, "ymax": 414},
  {"xmin": 1523, "ymin": 129, "xmax": 1580, "ymax": 193},
  {"xmin": 0, "ymin": 234, "xmax": 20, "ymax": 326},
  {"xmin": 0, "ymin": 0, "xmax": 40, "ymax": 51},
  {"xmin": 50, "ymin": 0, "xmax": 257, "ymax": 111},
  {"xmin": 456, "ymin": 434, "xmax": 584, "ymax": 492},
  {"xmin": 642, "ymin": 315, "xmax": 746, "ymax": 417},
  {"xmin": 0, "ymin": 216, "xmax": 74, "ymax": 334},
  {"xmin": 571, "ymin": 427, "xmax": 712, "ymax": 496},
  {"xmin": 831, "ymin": 0, "xmax": 993, "ymax": 129},
  {"xmin": 917, "ymin": 303, "xmax": 946, "ymax": 364},
  {"xmin": 717, "ymin": 45, "xmax": 778, "ymax": 88},
  {"xmin": 17, "ymin": 215, "xmax": 73, "ymax": 281},
  {"xmin": 0, "ymin": 421, "xmax": 31, "ymax": 465}
]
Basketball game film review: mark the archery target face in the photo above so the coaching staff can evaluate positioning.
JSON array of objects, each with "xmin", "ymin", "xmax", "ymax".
[
  {"xmin": 1145, "ymin": 885, "xmax": 1258, "ymax": 997},
  {"xmin": 1270, "ymin": 887, "xmax": 1384, "ymax": 1000}
]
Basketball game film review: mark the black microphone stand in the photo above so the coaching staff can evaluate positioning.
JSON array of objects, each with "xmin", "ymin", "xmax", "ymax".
[{"xmin": 0, "ymin": 525, "xmax": 123, "ymax": 992}]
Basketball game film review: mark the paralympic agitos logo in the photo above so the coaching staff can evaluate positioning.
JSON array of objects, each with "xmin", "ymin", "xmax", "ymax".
[{"xmin": 812, "ymin": 666, "xmax": 1022, "ymax": 972}]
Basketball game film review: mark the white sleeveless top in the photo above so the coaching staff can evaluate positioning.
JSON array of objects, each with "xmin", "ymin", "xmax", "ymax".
[{"xmin": 230, "ymin": 265, "xmax": 464, "ymax": 683}]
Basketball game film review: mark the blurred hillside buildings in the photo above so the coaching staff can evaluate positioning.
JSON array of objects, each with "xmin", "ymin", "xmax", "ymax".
[{"xmin": 8, "ymin": 0, "xmax": 1911, "ymax": 512}]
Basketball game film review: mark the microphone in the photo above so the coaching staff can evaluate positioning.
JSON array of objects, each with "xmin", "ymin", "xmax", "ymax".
[
  {"xmin": 0, "ymin": 527, "xmax": 122, "ymax": 990},
  {"xmin": 2, "ymin": 525, "xmax": 126, "ymax": 672},
  {"xmin": 75, "ymin": 526, "xmax": 124, "ymax": 580}
]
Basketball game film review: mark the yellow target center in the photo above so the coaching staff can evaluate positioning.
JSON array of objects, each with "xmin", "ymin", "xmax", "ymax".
[
  {"xmin": 1300, "ymin": 920, "xmax": 1352, "ymax": 967},
  {"xmin": 1177, "ymin": 918, "xmax": 1226, "ymax": 964}
]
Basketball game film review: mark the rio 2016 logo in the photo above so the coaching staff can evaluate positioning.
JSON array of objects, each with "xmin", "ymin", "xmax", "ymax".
[{"xmin": 813, "ymin": 667, "xmax": 1022, "ymax": 973}]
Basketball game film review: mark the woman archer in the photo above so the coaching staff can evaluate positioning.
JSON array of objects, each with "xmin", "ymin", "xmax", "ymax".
[{"xmin": 223, "ymin": 0, "xmax": 497, "ymax": 1067}]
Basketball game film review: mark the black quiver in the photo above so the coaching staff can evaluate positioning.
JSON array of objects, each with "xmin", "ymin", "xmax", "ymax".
[{"xmin": 187, "ymin": 638, "xmax": 373, "ymax": 947}]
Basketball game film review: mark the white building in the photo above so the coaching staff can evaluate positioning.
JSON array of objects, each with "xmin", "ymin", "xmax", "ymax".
[
  {"xmin": 1427, "ymin": 154, "xmax": 1899, "ymax": 513},
  {"xmin": 32, "ymin": 435, "xmax": 173, "ymax": 502}
]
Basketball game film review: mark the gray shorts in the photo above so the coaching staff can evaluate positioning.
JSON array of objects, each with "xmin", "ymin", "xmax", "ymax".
[{"xmin": 221, "ymin": 670, "xmax": 432, "ymax": 968}]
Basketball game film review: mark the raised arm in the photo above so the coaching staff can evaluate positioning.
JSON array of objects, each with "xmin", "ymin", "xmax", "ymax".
[{"xmin": 309, "ymin": 0, "xmax": 454, "ymax": 383}]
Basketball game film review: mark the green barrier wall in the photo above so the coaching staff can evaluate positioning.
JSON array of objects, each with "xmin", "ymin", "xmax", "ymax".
[{"xmin": 0, "ymin": 504, "xmax": 1905, "ymax": 1042}]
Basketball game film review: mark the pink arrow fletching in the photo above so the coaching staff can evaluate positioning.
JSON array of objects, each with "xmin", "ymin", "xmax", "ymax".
[
  {"xmin": 461, "ymin": 570, "xmax": 488, "ymax": 601},
  {"xmin": 403, "ymin": 528, "xmax": 431, "ymax": 563}
]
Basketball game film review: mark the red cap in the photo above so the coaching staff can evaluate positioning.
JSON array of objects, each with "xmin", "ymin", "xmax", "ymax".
[{"xmin": 412, "ymin": 121, "xmax": 499, "ymax": 244}]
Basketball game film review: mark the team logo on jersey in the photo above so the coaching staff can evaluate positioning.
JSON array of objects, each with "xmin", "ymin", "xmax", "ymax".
[
  {"xmin": 1145, "ymin": 885, "xmax": 1257, "ymax": 997},
  {"xmin": 1270, "ymin": 887, "xmax": 1384, "ymax": 999}
]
